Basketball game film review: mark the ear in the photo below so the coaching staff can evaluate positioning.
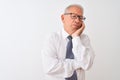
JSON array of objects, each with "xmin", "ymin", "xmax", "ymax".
[{"xmin": 61, "ymin": 14, "xmax": 64, "ymax": 23}]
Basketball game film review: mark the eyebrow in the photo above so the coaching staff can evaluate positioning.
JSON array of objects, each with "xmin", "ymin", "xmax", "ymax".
[{"xmin": 64, "ymin": 13, "xmax": 83, "ymax": 16}]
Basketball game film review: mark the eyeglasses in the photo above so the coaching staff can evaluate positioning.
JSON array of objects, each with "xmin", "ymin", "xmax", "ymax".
[{"xmin": 64, "ymin": 13, "xmax": 86, "ymax": 21}]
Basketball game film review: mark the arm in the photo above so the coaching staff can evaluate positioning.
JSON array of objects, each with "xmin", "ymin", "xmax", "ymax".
[
  {"xmin": 41, "ymin": 34, "xmax": 82, "ymax": 78},
  {"xmin": 72, "ymin": 22, "xmax": 95, "ymax": 70},
  {"xmin": 72, "ymin": 35, "xmax": 95, "ymax": 70}
]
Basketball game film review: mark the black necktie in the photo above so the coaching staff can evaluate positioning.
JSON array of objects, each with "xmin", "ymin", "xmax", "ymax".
[{"xmin": 65, "ymin": 36, "xmax": 77, "ymax": 80}]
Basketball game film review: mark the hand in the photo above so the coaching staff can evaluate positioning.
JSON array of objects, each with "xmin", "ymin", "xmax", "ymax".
[{"xmin": 72, "ymin": 22, "xmax": 85, "ymax": 37}]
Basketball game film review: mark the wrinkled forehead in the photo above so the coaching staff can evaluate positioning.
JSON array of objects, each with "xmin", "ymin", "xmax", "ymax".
[{"xmin": 65, "ymin": 6, "xmax": 83, "ymax": 15}]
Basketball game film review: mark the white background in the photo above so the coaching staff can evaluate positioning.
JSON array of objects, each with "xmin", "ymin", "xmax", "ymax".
[{"xmin": 0, "ymin": 0, "xmax": 120, "ymax": 80}]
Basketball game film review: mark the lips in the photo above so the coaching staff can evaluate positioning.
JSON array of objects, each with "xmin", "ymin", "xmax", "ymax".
[{"xmin": 73, "ymin": 24, "xmax": 80, "ymax": 28}]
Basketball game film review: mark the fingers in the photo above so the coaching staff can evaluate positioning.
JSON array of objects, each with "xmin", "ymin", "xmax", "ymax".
[
  {"xmin": 78, "ymin": 22, "xmax": 85, "ymax": 35},
  {"xmin": 72, "ymin": 22, "xmax": 85, "ymax": 37},
  {"xmin": 81, "ymin": 22, "xmax": 85, "ymax": 30},
  {"xmin": 79, "ymin": 22, "xmax": 85, "ymax": 32}
]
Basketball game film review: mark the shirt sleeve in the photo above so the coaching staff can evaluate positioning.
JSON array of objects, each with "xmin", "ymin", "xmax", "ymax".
[
  {"xmin": 41, "ymin": 34, "xmax": 73, "ymax": 78},
  {"xmin": 72, "ymin": 34, "xmax": 95, "ymax": 70}
]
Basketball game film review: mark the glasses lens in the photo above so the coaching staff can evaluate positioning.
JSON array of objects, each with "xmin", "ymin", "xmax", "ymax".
[
  {"xmin": 71, "ymin": 13, "xmax": 86, "ymax": 21},
  {"xmin": 71, "ymin": 14, "xmax": 77, "ymax": 19}
]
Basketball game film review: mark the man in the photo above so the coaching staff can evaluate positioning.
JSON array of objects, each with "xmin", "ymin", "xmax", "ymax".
[{"xmin": 41, "ymin": 4, "xmax": 95, "ymax": 80}]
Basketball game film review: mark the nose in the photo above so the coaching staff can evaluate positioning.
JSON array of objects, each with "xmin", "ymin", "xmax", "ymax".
[{"xmin": 75, "ymin": 17, "xmax": 81, "ymax": 23}]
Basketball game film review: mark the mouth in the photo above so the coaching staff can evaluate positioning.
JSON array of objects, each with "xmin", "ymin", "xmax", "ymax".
[{"xmin": 73, "ymin": 24, "xmax": 81, "ymax": 28}]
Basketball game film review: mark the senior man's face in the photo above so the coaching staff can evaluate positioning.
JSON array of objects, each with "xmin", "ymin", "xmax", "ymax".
[{"xmin": 62, "ymin": 7, "xmax": 83, "ymax": 30}]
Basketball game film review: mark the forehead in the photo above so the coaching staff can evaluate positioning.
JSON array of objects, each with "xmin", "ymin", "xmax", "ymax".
[{"xmin": 67, "ymin": 6, "xmax": 83, "ymax": 15}]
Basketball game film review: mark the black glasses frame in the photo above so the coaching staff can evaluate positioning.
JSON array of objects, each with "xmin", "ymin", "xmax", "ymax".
[{"xmin": 64, "ymin": 13, "xmax": 86, "ymax": 21}]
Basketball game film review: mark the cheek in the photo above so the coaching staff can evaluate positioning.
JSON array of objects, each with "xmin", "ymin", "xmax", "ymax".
[
  {"xmin": 66, "ymin": 21, "xmax": 72, "ymax": 27},
  {"xmin": 63, "ymin": 17, "xmax": 73, "ymax": 26},
  {"xmin": 66, "ymin": 19, "xmax": 73, "ymax": 24},
  {"xmin": 64, "ymin": 19, "xmax": 69, "ymax": 25},
  {"xmin": 80, "ymin": 22, "xmax": 82, "ymax": 26}
]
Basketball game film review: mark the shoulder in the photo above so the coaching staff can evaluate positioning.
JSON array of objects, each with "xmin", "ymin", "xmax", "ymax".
[
  {"xmin": 45, "ymin": 30, "xmax": 62, "ymax": 43},
  {"xmin": 48, "ymin": 30, "xmax": 61, "ymax": 39}
]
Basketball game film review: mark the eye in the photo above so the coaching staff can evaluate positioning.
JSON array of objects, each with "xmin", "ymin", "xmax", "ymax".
[{"xmin": 71, "ymin": 15, "xmax": 77, "ymax": 19}]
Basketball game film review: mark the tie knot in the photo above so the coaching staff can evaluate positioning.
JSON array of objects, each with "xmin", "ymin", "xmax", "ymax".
[{"xmin": 67, "ymin": 35, "xmax": 72, "ymax": 40}]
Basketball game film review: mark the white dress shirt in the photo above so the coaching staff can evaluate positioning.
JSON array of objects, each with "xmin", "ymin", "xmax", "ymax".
[{"xmin": 41, "ymin": 29, "xmax": 95, "ymax": 80}]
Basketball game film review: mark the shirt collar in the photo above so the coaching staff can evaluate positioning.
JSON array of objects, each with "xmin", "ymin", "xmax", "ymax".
[{"xmin": 62, "ymin": 28, "xmax": 69, "ymax": 39}]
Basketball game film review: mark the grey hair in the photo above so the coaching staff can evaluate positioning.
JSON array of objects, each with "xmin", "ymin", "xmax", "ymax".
[{"xmin": 64, "ymin": 4, "xmax": 84, "ymax": 13}]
